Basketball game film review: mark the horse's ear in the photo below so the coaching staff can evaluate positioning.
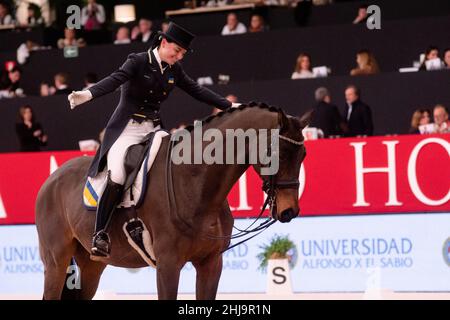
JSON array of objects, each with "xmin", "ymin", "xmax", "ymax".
[{"xmin": 298, "ymin": 109, "xmax": 314, "ymax": 129}]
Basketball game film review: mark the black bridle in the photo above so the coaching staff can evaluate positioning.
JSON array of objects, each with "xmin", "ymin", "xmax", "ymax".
[
  {"xmin": 165, "ymin": 124, "xmax": 305, "ymax": 253},
  {"xmin": 222, "ymin": 133, "xmax": 304, "ymax": 252}
]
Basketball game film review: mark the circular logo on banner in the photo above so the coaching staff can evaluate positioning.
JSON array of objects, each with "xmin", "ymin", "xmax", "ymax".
[{"xmin": 443, "ymin": 238, "xmax": 450, "ymax": 267}]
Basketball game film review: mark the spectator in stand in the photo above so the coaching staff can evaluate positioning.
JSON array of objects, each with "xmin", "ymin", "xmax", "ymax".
[
  {"xmin": 53, "ymin": 73, "xmax": 72, "ymax": 95},
  {"xmin": 409, "ymin": 108, "xmax": 431, "ymax": 134},
  {"xmin": 350, "ymin": 49, "xmax": 380, "ymax": 76},
  {"xmin": 0, "ymin": 2, "xmax": 13, "ymax": 25},
  {"xmin": 133, "ymin": 19, "xmax": 153, "ymax": 43},
  {"xmin": 57, "ymin": 28, "xmax": 86, "ymax": 49},
  {"xmin": 433, "ymin": 104, "xmax": 450, "ymax": 133},
  {"xmin": 160, "ymin": 19, "xmax": 170, "ymax": 33},
  {"xmin": 22, "ymin": 4, "xmax": 44, "ymax": 27},
  {"xmin": 81, "ymin": 0, "xmax": 105, "ymax": 30},
  {"xmin": 221, "ymin": 12, "xmax": 247, "ymax": 36},
  {"xmin": 443, "ymin": 48, "xmax": 450, "ymax": 69},
  {"xmin": 352, "ymin": 4, "xmax": 368, "ymax": 24},
  {"xmin": 291, "ymin": 53, "xmax": 315, "ymax": 79},
  {"xmin": 248, "ymin": 14, "xmax": 267, "ymax": 33},
  {"xmin": 419, "ymin": 46, "xmax": 440, "ymax": 71},
  {"xmin": 130, "ymin": 25, "xmax": 140, "ymax": 41},
  {"xmin": 341, "ymin": 85, "xmax": 373, "ymax": 137},
  {"xmin": 83, "ymin": 73, "xmax": 98, "ymax": 90},
  {"xmin": 212, "ymin": 94, "xmax": 238, "ymax": 115},
  {"xmin": 309, "ymin": 87, "xmax": 347, "ymax": 138},
  {"xmin": 40, "ymin": 82, "xmax": 55, "ymax": 96},
  {"xmin": 0, "ymin": 66, "xmax": 24, "ymax": 98},
  {"xmin": 114, "ymin": 26, "xmax": 131, "ymax": 45},
  {"xmin": 15, "ymin": 105, "xmax": 47, "ymax": 152}
]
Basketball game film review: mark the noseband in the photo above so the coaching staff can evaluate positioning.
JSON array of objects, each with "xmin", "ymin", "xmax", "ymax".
[{"xmin": 262, "ymin": 134, "xmax": 304, "ymax": 219}]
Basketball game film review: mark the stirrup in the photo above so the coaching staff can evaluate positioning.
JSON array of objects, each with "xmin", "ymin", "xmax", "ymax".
[{"xmin": 91, "ymin": 231, "xmax": 111, "ymax": 258}]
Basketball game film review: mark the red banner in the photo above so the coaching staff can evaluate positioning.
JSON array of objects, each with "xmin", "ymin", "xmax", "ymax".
[{"xmin": 0, "ymin": 134, "xmax": 449, "ymax": 225}]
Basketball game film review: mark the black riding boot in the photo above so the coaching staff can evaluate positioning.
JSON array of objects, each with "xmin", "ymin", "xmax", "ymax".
[{"xmin": 91, "ymin": 174, "xmax": 124, "ymax": 258}]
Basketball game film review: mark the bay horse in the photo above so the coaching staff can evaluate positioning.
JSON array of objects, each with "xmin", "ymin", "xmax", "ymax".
[{"xmin": 35, "ymin": 102, "xmax": 307, "ymax": 300}]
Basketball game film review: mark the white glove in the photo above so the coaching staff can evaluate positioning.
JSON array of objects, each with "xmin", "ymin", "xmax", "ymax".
[
  {"xmin": 231, "ymin": 102, "xmax": 241, "ymax": 108},
  {"xmin": 68, "ymin": 90, "xmax": 93, "ymax": 109}
]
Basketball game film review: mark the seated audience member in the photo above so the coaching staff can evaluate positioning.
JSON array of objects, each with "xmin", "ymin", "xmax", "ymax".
[
  {"xmin": 83, "ymin": 72, "xmax": 98, "ymax": 90},
  {"xmin": 443, "ymin": 48, "xmax": 450, "ymax": 69},
  {"xmin": 409, "ymin": 108, "xmax": 431, "ymax": 134},
  {"xmin": 160, "ymin": 19, "xmax": 170, "ymax": 33},
  {"xmin": 341, "ymin": 85, "xmax": 374, "ymax": 137},
  {"xmin": 57, "ymin": 28, "xmax": 86, "ymax": 49},
  {"xmin": 212, "ymin": 94, "xmax": 238, "ymax": 115},
  {"xmin": 40, "ymin": 82, "xmax": 55, "ymax": 96},
  {"xmin": 0, "ymin": 66, "xmax": 24, "ymax": 98},
  {"xmin": 309, "ymin": 87, "xmax": 347, "ymax": 138},
  {"xmin": 419, "ymin": 46, "xmax": 441, "ymax": 71},
  {"xmin": 22, "ymin": 4, "xmax": 44, "ymax": 27},
  {"xmin": 291, "ymin": 53, "xmax": 315, "ymax": 79},
  {"xmin": 130, "ymin": 25, "xmax": 140, "ymax": 41},
  {"xmin": 133, "ymin": 18, "xmax": 153, "ymax": 43},
  {"xmin": 352, "ymin": 4, "xmax": 368, "ymax": 24},
  {"xmin": 248, "ymin": 14, "xmax": 267, "ymax": 33},
  {"xmin": 15, "ymin": 105, "xmax": 47, "ymax": 152},
  {"xmin": 350, "ymin": 49, "xmax": 380, "ymax": 76},
  {"xmin": 433, "ymin": 104, "xmax": 450, "ymax": 133},
  {"xmin": 0, "ymin": 2, "xmax": 13, "ymax": 25},
  {"xmin": 114, "ymin": 26, "xmax": 131, "ymax": 45},
  {"xmin": 221, "ymin": 12, "xmax": 247, "ymax": 36},
  {"xmin": 81, "ymin": 0, "xmax": 105, "ymax": 30},
  {"xmin": 53, "ymin": 73, "xmax": 72, "ymax": 95}
]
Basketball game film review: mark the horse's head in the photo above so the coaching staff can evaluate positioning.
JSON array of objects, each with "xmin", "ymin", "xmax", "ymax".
[{"xmin": 255, "ymin": 109, "xmax": 308, "ymax": 223}]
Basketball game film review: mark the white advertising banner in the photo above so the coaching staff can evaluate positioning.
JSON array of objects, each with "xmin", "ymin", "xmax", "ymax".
[{"xmin": 1, "ymin": 213, "xmax": 449, "ymax": 295}]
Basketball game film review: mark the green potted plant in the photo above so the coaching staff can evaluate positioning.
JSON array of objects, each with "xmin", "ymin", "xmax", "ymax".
[{"xmin": 257, "ymin": 234, "xmax": 296, "ymax": 271}]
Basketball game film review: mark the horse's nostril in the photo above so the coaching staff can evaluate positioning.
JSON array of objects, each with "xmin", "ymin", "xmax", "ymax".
[
  {"xmin": 280, "ymin": 208, "xmax": 293, "ymax": 222},
  {"xmin": 279, "ymin": 208, "xmax": 299, "ymax": 222},
  {"xmin": 282, "ymin": 210, "xmax": 291, "ymax": 219}
]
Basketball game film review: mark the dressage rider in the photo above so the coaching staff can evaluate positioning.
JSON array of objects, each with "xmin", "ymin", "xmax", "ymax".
[{"xmin": 68, "ymin": 22, "xmax": 237, "ymax": 259}]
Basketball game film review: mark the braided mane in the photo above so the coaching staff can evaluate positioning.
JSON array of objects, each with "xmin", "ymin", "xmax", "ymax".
[{"xmin": 181, "ymin": 101, "xmax": 284, "ymax": 133}]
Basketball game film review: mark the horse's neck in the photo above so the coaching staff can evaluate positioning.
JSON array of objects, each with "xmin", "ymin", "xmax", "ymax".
[{"xmin": 174, "ymin": 109, "xmax": 279, "ymax": 214}]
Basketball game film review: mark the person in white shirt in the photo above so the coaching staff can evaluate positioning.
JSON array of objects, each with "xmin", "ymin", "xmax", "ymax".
[
  {"xmin": 0, "ymin": 3, "xmax": 13, "ymax": 25},
  {"xmin": 134, "ymin": 19, "xmax": 153, "ymax": 43},
  {"xmin": 221, "ymin": 12, "xmax": 247, "ymax": 36},
  {"xmin": 433, "ymin": 104, "xmax": 450, "ymax": 133},
  {"xmin": 291, "ymin": 53, "xmax": 315, "ymax": 79}
]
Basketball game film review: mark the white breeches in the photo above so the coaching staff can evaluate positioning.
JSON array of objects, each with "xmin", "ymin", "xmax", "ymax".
[{"xmin": 107, "ymin": 119, "xmax": 159, "ymax": 185}]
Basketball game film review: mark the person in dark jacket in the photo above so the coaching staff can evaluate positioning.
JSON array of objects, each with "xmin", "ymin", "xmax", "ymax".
[
  {"xmin": 15, "ymin": 105, "xmax": 48, "ymax": 151},
  {"xmin": 309, "ymin": 87, "xmax": 347, "ymax": 138},
  {"xmin": 68, "ymin": 22, "xmax": 236, "ymax": 258},
  {"xmin": 341, "ymin": 85, "xmax": 374, "ymax": 137}
]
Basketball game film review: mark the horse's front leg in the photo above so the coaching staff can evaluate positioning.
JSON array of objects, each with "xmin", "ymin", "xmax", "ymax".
[
  {"xmin": 193, "ymin": 254, "xmax": 223, "ymax": 300},
  {"xmin": 156, "ymin": 255, "xmax": 183, "ymax": 300}
]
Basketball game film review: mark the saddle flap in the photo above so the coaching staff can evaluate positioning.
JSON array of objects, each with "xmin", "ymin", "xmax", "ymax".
[{"xmin": 123, "ymin": 132, "xmax": 155, "ymax": 191}]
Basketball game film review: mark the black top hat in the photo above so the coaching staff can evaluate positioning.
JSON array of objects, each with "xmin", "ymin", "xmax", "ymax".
[{"xmin": 158, "ymin": 22, "xmax": 195, "ymax": 52}]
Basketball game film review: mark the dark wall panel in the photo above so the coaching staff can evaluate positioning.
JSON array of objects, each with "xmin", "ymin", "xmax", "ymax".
[
  {"xmin": 1, "ymin": 70, "xmax": 448, "ymax": 153},
  {"xmin": 10, "ymin": 15, "xmax": 450, "ymax": 97}
]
